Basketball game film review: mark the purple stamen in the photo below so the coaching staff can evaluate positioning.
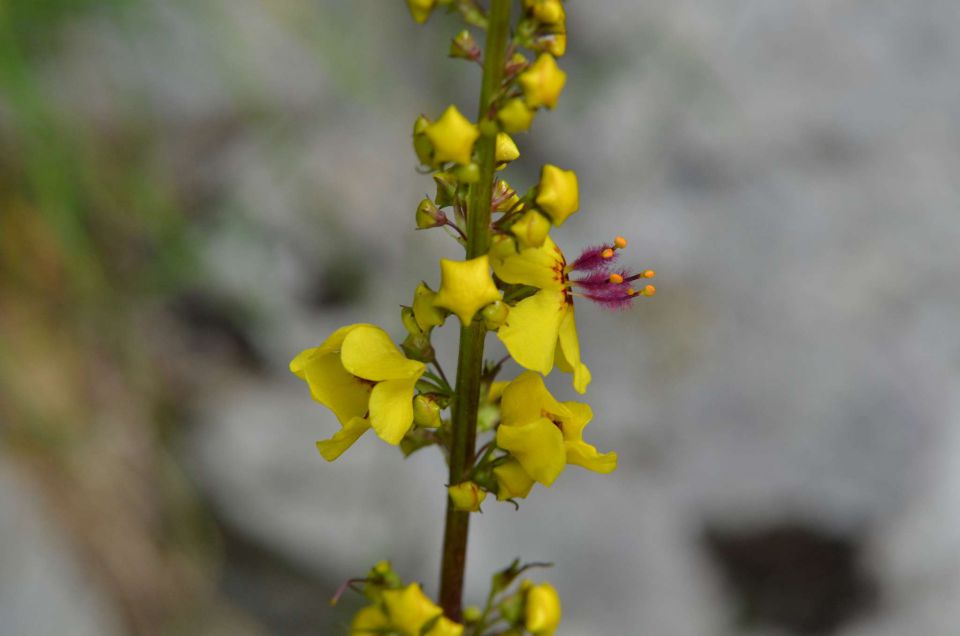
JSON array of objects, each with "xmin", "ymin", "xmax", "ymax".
[{"xmin": 570, "ymin": 243, "xmax": 618, "ymax": 272}]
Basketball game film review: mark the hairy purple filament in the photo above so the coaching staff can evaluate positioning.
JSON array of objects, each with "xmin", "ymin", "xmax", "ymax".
[{"xmin": 565, "ymin": 242, "xmax": 651, "ymax": 310}]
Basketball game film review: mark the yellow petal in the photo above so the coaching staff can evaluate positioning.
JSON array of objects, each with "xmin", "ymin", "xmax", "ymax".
[
  {"xmin": 424, "ymin": 105, "xmax": 479, "ymax": 165},
  {"xmin": 341, "ymin": 324, "xmax": 424, "ymax": 381},
  {"xmin": 298, "ymin": 351, "xmax": 372, "ymax": 424},
  {"xmin": 350, "ymin": 604, "xmax": 390, "ymax": 634},
  {"xmin": 316, "ymin": 416, "xmax": 371, "ymax": 462},
  {"xmin": 382, "ymin": 583, "xmax": 442, "ymax": 636},
  {"xmin": 497, "ymin": 417, "xmax": 566, "ymax": 486},
  {"xmin": 369, "ymin": 375, "xmax": 422, "ymax": 445},
  {"xmin": 557, "ymin": 400, "xmax": 593, "ymax": 441},
  {"xmin": 289, "ymin": 323, "xmax": 368, "ymax": 379},
  {"xmin": 565, "ymin": 441, "xmax": 618, "ymax": 474},
  {"xmin": 425, "ymin": 615, "xmax": 465, "ymax": 636},
  {"xmin": 490, "ymin": 234, "xmax": 563, "ymax": 289},
  {"xmin": 556, "ymin": 307, "xmax": 591, "ymax": 393},
  {"xmin": 487, "ymin": 380, "xmax": 510, "ymax": 404},
  {"xmin": 525, "ymin": 583, "xmax": 562, "ymax": 636},
  {"xmin": 535, "ymin": 164, "xmax": 579, "ymax": 225},
  {"xmin": 500, "ymin": 371, "xmax": 571, "ymax": 428},
  {"xmin": 520, "ymin": 54, "xmax": 567, "ymax": 110},
  {"xmin": 497, "ymin": 290, "xmax": 565, "ymax": 376},
  {"xmin": 494, "ymin": 458, "xmax": 536, "ymax": 500},
  {"xmin": 433, "ymin": 256, "xmax": 502, "ymax": 325}
]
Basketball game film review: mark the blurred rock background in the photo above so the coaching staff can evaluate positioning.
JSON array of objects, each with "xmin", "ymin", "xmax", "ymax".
[{"xmin": 2, "ymin": 1, "xmax": 959, "ymax": 635}]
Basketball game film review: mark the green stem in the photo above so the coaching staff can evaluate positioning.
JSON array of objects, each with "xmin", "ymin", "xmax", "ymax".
[{"xmin": 438, "ymin": 0, "xmax": 512, "ymax": 622}]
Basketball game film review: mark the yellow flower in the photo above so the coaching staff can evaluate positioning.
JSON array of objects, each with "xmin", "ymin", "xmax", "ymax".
[
  {"xmin": 496, "ymin": 372, "xmax": 616, "ymax": 486},
  {"xmin": 493, "ymin": 457, "xmax": 535, "ymax": 500},
  {"xmin": 536, "ymin": 164, "xmax": 579, "ymax": 225},
  {"xmin": 433, "ymin": 255, "xmax": 502, "ymax": 325},
  {"xmin": 290, "ymin": 324, "xmax": 425, "ymax": 460},
  {"xmin": 425, "ymin": 105, "xmax": 479, "ymax": 165},
  {"xmin": 525, "ymin": 582, "xmax": 562, "ymax": 636},
  {"xmin": 495, "ymin": 132, "xmax": 520, "ymax": 163},
  {"xmin": 497, "ymin": 98, "xmax": 536, "ymax": 133},
  {"xmin": 519, "ymin": 54, "xmax": 567, "ymax": 110},
  {"xmin": 448, "ymin": 481, "xmax": 487, "ymax": 512},
  {"xmin": 490, "ymin": 235, "xmax": 591, "ymax": 393},
  {"xmin": 406, "ymin": 0, "xmax": 436, "ymax": 24},
  {"xmin": 382, "ymin": 583, "xmax": 444, "ymax": 636}
]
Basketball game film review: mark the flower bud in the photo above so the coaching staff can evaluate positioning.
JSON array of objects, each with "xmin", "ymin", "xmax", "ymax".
[
  {"xmin": 365, "ymin": 560, "xmax": 402, "ymax": 595},
  {"xmin": 525, "ymin": 582, "xmax": 561, "ymax": 636},
  {"xmin": 497, "ymin": 98, "xmax": 536, "ymax": 133},
  {"xmin": 510, "ymin": 209, "xmax": 551, "ymax": 248},
  {"xmin": 539, "ymin": 32, "xmax": 566, "ymax": 57},
  {"xmin": 519, "ymin": 54, "xmax": 567, "ymax": 110},
  {"xmin": 433, "ymin": 256, "xmax": 502, "ymax": 325},
  {"xmin": 495, "ymin": 132, "xmax": 520, "ymax": 163},
  {"xmin": 453, "ymin": 161, "xmax": 481, "ymax": 184},
  {"xmin": 413, "ymin": 395, "xmax": 442, "ymax": 428},
  {"xmin": 448, "ymin": 481, "xmax": 486, "ymax": 512},
  {"xmin": 449, "ymin": 29, "xmax": 481, "ymax": 61},
  {"xmin": 531, "ymin": 0, "xmax": 565, "ymax": 25},
  {"xmin": 498, "ymin": 592, "xmax": 525, "ymax": 625},
  {"xmin": 492, "ymin": 179, "xmax": 521, "ymax": 213},
  {"xmin": 401, "ymin": 306, "xmax": 423, "ymax": 336},
  {"xmin": 406, "ymin": 0, "xmax": 436, "ymax": 24},
  {"xmin": 413, "ymin": 281, "xmax": 446, "ymax": 330},
  {"xmin": 433, "ymin": 171, "xmax": 458, "ymax": 207},
  {"xmin": 482, "ymin": 300, "xmax": 510, "ymax": 330},
  {"xmin": 463, "ymin": 606, "xmax": 483, "ymax": 623},
  {"xmin": 504, "ymin": 52, "xmax": 529, "ymax": 78},
  {"xmin": 425, "ymin": 105, "xmax": 479, "ymax": 166},
  {"xmin": 416, "ymin": 198, "xmax": 446, "ymax": 229},
  {"xmin": 413, "ymin": 114, "xmax": 434, "ymax": 166},
  {"xmin": 402, "ymin": 332, "xmax": 435, "ymax": 363},
  {"xmin": 535, "ymin": 164, "xmax": 579, "ymax": 225}
]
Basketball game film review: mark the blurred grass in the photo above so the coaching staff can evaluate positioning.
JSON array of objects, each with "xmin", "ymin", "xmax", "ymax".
[{"xmin": 0, "ymin": 2, "xmax": 230, "ymax": 634}]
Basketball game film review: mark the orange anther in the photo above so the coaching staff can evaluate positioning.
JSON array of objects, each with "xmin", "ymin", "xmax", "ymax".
[
  {"xmin": 609, "ymin": 273, "xmax": 624, "ymax": 284},
  {"xmin": 626, "ymin": 288, "xmax": 637, "ymax": 296},
  {"xmin": 643, "ymin": 284, "xmax": 656, "ymax": 296},
  {"xmin": 614, "ymin": 236, "xmax": 628, "ymax": 249},
  {"xmin": 643, "ymin": 269, "xmax": 656, "ymax": 279},
  {"xmin": 601, "ymin": 248, "xmax": 615, "ymax": 259}
]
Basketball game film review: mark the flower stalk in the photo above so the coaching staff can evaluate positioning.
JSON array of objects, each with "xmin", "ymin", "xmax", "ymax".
[
  {"xmin": 439, "ymin": 0, "xmax": 513, "ymax": 620},
  {"xmin": 291, "ymin": 2, "xmax": 656, "ymax": 632}
]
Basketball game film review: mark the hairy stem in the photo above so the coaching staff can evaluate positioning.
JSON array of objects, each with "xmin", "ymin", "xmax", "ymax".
[{"xmin": 438, "ymin": 0, "xmax": 512, "ymax": 621}]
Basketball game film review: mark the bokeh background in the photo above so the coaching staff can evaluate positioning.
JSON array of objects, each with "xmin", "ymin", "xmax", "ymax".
[{"xmin": 2, "ymin": 1, "xmax": 959, "ymax": 635}]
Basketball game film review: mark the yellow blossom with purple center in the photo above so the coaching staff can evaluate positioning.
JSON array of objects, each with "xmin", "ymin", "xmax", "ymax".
[{"xmin": 490, "ymin": 233, "xmax": 655, "ymax": 393}]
